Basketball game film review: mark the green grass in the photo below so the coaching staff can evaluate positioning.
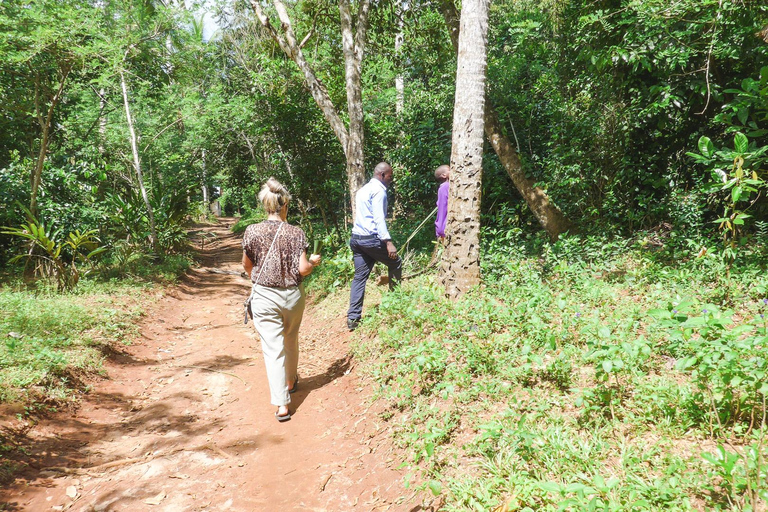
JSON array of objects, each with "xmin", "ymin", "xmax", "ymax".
[
  {"xmin": 0, "ymin": 280, "xmax": 158, "ymax": 407},
  {"xmin": 0, "ymin": 248, "xmax": 192, "ymax": 409},
  {"xmin": 350, "ymin": 235, "xmax": 768, "ymax": 511},
  {"xmin": 231, "ymin": 209, "xmax": 266, "ymax": 234}
]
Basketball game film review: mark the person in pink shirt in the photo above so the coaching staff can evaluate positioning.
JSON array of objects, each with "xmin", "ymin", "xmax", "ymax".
[{"xmin": 434, "ymin": 165, "xmax": 450, "ymax": 239}]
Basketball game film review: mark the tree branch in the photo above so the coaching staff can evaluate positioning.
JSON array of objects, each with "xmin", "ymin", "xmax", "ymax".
[
  {"xmin": 250, "ymin": 0, "xmax": 349, "ymax": 151},
  {"xmin": 354, "ymin": 0, "xmax": 371, "ymax": 62},
  {"xmin": 299, "ymin": 28, "xmax": 314, "ymax": 49},
  {"xmin": 142, "ymin": 118, "xmax": 184, "ymax": 152},
  {"xmin": 249, "ymin": 0, "xmax": 293, "ymax": 58}
]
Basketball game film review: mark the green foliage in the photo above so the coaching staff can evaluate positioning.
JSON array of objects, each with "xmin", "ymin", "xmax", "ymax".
[
  {"xmin": 688, "ymin": 68, "xmax": 768, "ymax": 256},
  {"xmin": 0, "ymin": 280, "xmax": 151, "ymax": 405},
  {"xmin": 101, "ymin": 182, "xmax": 193, "ymax": 255},
  {"xmin": 2, "ymin": 213, "xmax": 105, "ymax": 291},
  {"xmin": 481, "ymin": 0, "xmax": 768, "ymax": 233},
  {"xmin": 231, "ymin": 208, "xmax": 267, "ymax": 235},
  {"xmin": 651, "ymin": 299, "xmax": 768, "ymax": 435},
  {"xmin": 354, "ymin": 235, "xmax": 768, "ymax": 510},
  {"xmin": 301, "ymin": 228, "xmax": 356, "ymax": 298},
  {"xmin": 702, "ymin": 442, "xmax": 768, "ymax": 511}
]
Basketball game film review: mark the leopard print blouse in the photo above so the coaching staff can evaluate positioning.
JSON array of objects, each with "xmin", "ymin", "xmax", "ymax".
[{"xmin": 242, "ymin": 221, "xmax": 308, "ymax": 288}]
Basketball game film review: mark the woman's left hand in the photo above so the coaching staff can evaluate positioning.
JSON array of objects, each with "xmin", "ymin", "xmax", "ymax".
[{"xmin": 309, "ymin": 254, "xmax": 322, "ymax": 266}]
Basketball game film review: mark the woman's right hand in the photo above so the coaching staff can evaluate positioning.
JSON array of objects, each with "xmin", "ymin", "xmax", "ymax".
[{"xmin": 309, "ymin": 254, "xmax": 322, "ymax": 266}]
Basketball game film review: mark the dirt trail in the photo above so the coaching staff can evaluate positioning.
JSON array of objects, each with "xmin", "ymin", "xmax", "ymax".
[{"xmin": 2, "ymin": 220, "xmax": 426, "ymax": 511}]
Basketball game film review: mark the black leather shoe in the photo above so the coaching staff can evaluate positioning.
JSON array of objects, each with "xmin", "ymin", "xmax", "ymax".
[{"xmin": 347, "ymin": 318, "xmax": 360, "ymax": 331}]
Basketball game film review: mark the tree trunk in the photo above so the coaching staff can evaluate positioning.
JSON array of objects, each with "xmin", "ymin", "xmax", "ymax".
[
  {"xmin": 758, "ymin": 23, "xmax": 768, "ymax": 43},
  {"xmin": 201, "ymin": 149, "xmax": 209, "ymax": 204},
  {"xmin": 395, "ymin": 2, "xmax": 405, "ymax": 116},
  {"xmin": 437, "ymin": 0, "xmax": 571, "ymax": 240},
  {"xmin": 120, "ymin": 69, "xmax": 158, "ymax": 251},
  {"xmin": 30, "ymin": 122, "xmax": 50, "ymax": 219},
  {"xmin": 29, "ymin": 65, "xmax": 71, "ymax": 218},
  {"xmin": 439, "ymin": 0, "xmax": 490, "ymax": 299},
  {"xmin": 339, "ymin": 0, "xmax": 370, "ymax": 204},
  {"xmin": 98, "ymin": 87, "xmax": 107, "ymax": 154},
  {"xmin": 250, "ymin": 0, "xmax": 370, "ymax": 213},
  {"xmin": 484, "ymin": 109, "xmax": 572, "ymax": 238}
]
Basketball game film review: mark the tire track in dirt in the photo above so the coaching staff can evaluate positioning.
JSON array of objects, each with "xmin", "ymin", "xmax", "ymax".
[{"xmin": 1, "ymin": 219, "xmax": 428, "ymax": 511}]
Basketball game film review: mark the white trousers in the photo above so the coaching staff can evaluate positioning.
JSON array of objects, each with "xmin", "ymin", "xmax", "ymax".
[{"xmin": 249, "ymin": 284, "xmax": 306, "ymax": 406}]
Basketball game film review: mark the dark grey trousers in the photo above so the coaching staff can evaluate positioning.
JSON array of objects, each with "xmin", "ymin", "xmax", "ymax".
[{"xmin": 347, "ymin": 237, "xmax": 402, "ymax": 321}]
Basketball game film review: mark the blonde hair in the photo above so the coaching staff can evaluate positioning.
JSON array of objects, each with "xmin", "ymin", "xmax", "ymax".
[{"xmin": 258, "ymin": 178, "xmax": 292, "ymax": 214}]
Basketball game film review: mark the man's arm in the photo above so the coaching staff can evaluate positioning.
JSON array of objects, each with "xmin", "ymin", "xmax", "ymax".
[
  {"xmin": 371, "ymin": 189, "xmax": 392, "ymax": 241},
  {"xmin": 371, "ymin": 189, "xmax": 397, "ymax": 259}
]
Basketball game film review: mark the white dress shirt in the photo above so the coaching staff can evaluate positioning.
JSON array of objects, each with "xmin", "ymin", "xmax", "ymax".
[{"xmin": 351, "ymin": 178, "xmax": 391, "ymax": 241}]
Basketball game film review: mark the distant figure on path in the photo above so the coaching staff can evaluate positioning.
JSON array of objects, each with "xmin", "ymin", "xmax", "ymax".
[
  {"xmin": 434, "ymin": 164, "xmax": 450, "ymax": 240},
  {"xmin": 242, "ymin": 178, "xmax": 321, "ymax": 422},
  {"xmin": 347, "ymin": 162, "xmax": 402, "ymax": 331}
]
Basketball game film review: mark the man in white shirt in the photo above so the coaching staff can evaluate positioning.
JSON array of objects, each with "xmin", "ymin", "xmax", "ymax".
[{"xmin": 347, "ymin": 162, "xmax": 402, "ymax": 330}]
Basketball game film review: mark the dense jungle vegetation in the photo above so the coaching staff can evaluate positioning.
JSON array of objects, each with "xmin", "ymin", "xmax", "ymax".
[{"xmin": 1, "ymin": 0, "xmax": 768, "ymax": 509}]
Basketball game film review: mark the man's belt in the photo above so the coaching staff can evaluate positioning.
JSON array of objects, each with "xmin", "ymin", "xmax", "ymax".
[{"xmin": 351, "ymin": 234, "xmax": 379, "ymax": 240}]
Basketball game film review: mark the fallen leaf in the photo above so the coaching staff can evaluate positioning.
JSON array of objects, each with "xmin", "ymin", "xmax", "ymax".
[{"xmin": 144, "ymin": 491, "xmax": 166, "ymax": 505}]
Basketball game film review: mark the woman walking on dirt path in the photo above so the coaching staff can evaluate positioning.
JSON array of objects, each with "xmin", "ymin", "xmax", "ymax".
[{"xmin": 242, "ymin": 178, "xmax": 322, "ymax": 422}]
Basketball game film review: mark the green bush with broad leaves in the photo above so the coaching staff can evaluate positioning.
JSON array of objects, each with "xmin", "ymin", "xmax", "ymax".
[
  {"xmin": 1, "ymin": 214, "xmax": 106, "ymax": 291},
  {"xmin": 688, "ymin": 68, "xmax": 768, "ymax": 258}
]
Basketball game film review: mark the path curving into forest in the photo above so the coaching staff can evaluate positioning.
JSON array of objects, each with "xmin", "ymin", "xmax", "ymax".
[{"xmin": 1, "ymin": 219, "xmax": 426, "ymax": 511}]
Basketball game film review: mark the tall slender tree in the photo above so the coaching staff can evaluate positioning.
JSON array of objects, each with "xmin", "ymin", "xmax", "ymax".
[
  {"xmin": 119, "ymin": 63, "xmax": 158, "ymax": 251},
  {"xmin": 439, "ymin": 0, "xmax": 490, "ymax": 298},
  {"xmin": 438, "ymin": 0, "xmax": 571, "ymax": 240},
  {"xmin": 249, "ymin": 0, "xmax": 370, "ymax": 213}
]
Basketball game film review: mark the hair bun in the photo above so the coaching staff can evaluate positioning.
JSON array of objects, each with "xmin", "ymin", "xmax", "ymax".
[{"xmin": 259, "ymin": 178, "xmax": 292, "ymax": 213}]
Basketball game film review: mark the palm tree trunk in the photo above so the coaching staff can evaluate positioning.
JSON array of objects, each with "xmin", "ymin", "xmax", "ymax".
[
  {"xmin": 439, "ymin": 0, "xmax": 490, "ymax": 298},
  {"xmin": 437, "ymin": 0, "xmax": 571, "ymax": 240}
]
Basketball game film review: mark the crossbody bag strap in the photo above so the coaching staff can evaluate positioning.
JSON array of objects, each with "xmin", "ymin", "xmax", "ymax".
[{"xmin": 254, "ymin": 222, "xmax": 284, "ymax": 287}]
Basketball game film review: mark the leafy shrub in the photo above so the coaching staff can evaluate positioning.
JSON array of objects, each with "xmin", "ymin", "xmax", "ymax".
[
  {"xmin": 687, "ymin": 68, "xmax": 768, "ymax": 258},
  {"xmin": 702, "ymin": 443, "xmax": 768, "ymax": 511},
  {"xmin": 651, "ymin": 300, "xmax": 768, "ymax": 434},
  {"xmin": 2, "ymin": 214, "xmax": 106, "ymax": 291}
]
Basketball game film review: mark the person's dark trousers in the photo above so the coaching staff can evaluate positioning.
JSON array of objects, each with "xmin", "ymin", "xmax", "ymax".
[{"xmin": 347, "ymin": 236, "xmax": 403, "ymax": 322}]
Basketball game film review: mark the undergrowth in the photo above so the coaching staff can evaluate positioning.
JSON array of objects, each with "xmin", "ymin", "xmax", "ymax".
[
  {"xmin": 0, "ymin": 280, "xmax": 158, "ymax": 409},
  {"xmin": 0, "ymin": 249, "xmax": 191, "ymax": 412},
  {"xmin": 351, "ymin": 232, "xmax": 768, "ymax": 511}
]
